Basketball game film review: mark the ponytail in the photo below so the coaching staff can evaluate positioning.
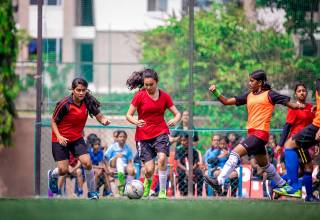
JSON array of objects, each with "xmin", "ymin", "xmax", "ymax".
[
  {"xmin": 126, "ymin": 69, "xmax": 159, "ymax": 90},
  {"xmin": 84, "ymin": 91, "xmax": 101, "ymax": 117}
]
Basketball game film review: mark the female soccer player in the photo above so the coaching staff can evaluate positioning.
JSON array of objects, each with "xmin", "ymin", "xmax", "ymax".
[
  {"xmin": 204, "ymin": 70, "xmax": 303, "ymax": 192},
  {"xmin": 126, "ymin": 69, "xmax": 181, "ymax": 199},
  {"xmin": 275, "ymin": 83, "xmax": 316, "ymax": 201},
  {"xmin": 49, "ymin": 77, "xmax": 111, "ymax": 200},
  {"xmin": 274, "ymin": 79, "xmax": 320, "ymax": 201}
]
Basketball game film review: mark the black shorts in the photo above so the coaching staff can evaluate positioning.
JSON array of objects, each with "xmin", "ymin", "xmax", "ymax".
[
  {"xmin": 292, "ymin": 124, "xmax": 319, "ymax": 149},
  {"xmin": 52, "ymin": 138, "xmax": 88, "ymax": 161},
  {"xmin": 241, "ymin": 135, "xmax": 267, "ymax": 156},
  {"xmin": 295, "ymin": 147, "xmax": 311, "ymax": 165},
  {"xmin": 136, "ymin": 134, "xmax": 170, "ymax": 163}
]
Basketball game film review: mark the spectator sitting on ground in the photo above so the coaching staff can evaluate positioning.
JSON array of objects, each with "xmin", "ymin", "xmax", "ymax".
[
  {"xmin": 88, "ymin": 137, "xmax": 113, "ymax": 196},
  {"xmin": 212, "ymin": 136, "xmax": 239, "ymax": 197},
  {"xmin": 56, "ymin": 152, "xmax": 84, "ymax": 197},
  {"xmin": 104, "ymin": 130, "xmax": 135, "ymax": 195},
  {"xmin": 175, "ymin": 133, "xmax": 203, "ymax": 196}
]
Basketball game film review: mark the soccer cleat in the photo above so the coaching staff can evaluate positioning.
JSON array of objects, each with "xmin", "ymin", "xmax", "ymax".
[
  {"xmin": 158, "ymin": 190, "xmax": 167, "ymax": 199},
  {"xmin": 118, "ymin": 184, "xmax": 125, "ymax": 196},
  {"xmin": 103, "ymin": 189, "xmax": 113, "ymax": 197},
  {"xmin": 273, "ymin": 183, "xmax": 302, "ymax": 198},
  {"xmin": 48, "ymin": 170, "xmax": 59, "ymax": 194},
  {"xmin": 203, "ymin": 174, "xmax": 220, "ymax": 188},
  {"xmin": 88, "ymin": 191, "xmax": 99, "ymax": 200},
  {"xmin": 305, "ymin": 195, "xmax": 320, "ymax": 202},
  {"xmin": 143, "ymin": 178, "xmax": 151, "ymax": 197}
]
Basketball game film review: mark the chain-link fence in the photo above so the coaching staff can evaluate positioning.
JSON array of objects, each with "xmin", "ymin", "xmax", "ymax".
[{"xmin": 38, "ymin": 121, "xmax": 284, "ymax": 199}]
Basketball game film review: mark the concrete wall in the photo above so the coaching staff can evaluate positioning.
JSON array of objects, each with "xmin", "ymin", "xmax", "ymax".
[{"xmin": 0, "ymin": 118, "xmax": 34, "ymax": 197}]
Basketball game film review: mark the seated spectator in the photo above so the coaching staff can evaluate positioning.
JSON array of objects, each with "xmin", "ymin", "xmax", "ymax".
[
  {"xmin": 175, "ymin": 133, "xmax": 203, "ymax": 196},
  {"xmin": 170, "ymin": 111, "xmax": 199, "ymax": 146},
  {"xmin": 227, "ymin": 132, "xmax": 239, "ymax": 151},
  {"xmin": 56, "ymin": 153, "xmax": 84, "ymax": 197},
  {"xmin": 204, "ymin": 134, "xmax": 221, "ymax": 171},
  {"xmin": 212, "ymin": 136, "xmax": 239, "ymax": 197},
  {"xmin": 86, "ymin": 133, "xmax": 98, "ymax": 150},
  {"xmin": 104, "ymin": 130, "xmax": 135, "ymax": 195},
  {"xmin": 88, "ymin": 137, "xmax": 113, "ymax": 196}
]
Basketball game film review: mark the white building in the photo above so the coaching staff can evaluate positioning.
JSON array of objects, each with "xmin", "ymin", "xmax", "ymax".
[{"xmin": 15, "ymin": 0, "xmax": 186, "ymax": 93}]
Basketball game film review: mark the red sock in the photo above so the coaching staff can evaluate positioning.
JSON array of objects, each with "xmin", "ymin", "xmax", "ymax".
[{"xmin": 151, "ymin": 174, "xmax": 159, "ymax": 190}]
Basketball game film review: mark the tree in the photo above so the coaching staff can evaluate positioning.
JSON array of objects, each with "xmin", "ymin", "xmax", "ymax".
[
  {"xmin": 140, "ymin": 3, "xmax": 320, "ymax": 129},
  {"xmin": 257, "ymin": 0, "xmax": 320, "ymax": 54},
  {"xmin": 0, "ymin": 0, "xmax": 19, "ymax": 148}
]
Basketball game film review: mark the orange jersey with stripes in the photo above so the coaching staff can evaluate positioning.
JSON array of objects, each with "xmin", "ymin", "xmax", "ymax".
[
  {"xmin": 312, "ymin": 90, "xmax": 320, "ymax": 127},
  {"xmin": 246, "ymin": 91, "xmax": 274, "ymax": 132}
]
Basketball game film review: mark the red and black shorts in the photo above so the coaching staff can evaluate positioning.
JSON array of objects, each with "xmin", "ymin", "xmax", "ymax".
[
  {"xmin": 136, "ymin": 134, "xmax": 170, "ymax": 163},
  {"xmin": 52, "ymin": 138, "xmax": 88, "ymax": 162},
  {"xmin": 241, "ymin": 135, "xmax": 268, "ymax": 156}
]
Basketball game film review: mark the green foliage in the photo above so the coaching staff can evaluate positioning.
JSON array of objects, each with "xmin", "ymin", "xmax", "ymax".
[
  {"xmin": 140, "ymin": 3, "xmax": 320, "ymax": 129},
  {"xmin": 257, "ymin": 0, "xmax": 320, "ymax": 53},
  {"xmin": 0, "ymin": 0, "xmax": 19, "ymax": 148}
]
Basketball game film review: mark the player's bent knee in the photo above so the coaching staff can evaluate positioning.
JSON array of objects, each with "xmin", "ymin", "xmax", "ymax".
[
  {"xmin": 58, "ymin": 167, "xmax": 69, "ymax": 176},
  {"xmin": 284, "ymin": 138, "xmax": 296, "ymax": 149},
  {"xmin": 82, "ymin": 162, "xmax": 92, "ymax": 170}
]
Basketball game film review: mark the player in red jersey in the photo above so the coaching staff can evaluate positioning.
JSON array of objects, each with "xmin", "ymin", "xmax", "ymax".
[
  {"xmin": 274, "ymin": 81, "xmax": 320, "ymax": 201},
  {"xmin": 48, "ymin": 78, "xmax": 110, "ymax": 200},
  {"xmin": 126, "ymin": 69, "xmax": 181, "ymax": 199}
]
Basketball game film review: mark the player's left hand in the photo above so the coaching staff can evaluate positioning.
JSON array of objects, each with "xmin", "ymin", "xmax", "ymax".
[
  {"xmin": 167, "ymin": 119, "xmax": 177, "ymax": 127},
  {"xmin": 100, "ymin": 117, "xmax": 111, "ymax": 126}
]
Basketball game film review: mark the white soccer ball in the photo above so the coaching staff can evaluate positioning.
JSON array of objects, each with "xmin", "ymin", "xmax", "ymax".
[{"xmin": 125, "ymin": 180, "xmax": 144, "ymax": 199}]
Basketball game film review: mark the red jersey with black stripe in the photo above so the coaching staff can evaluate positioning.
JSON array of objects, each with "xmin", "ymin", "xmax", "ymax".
[
  {"xmin": 286, "ymin": 103, "xmax": 315, "ymax": 137},
  {"xmin": 52, "ymin": 96, "xmax": 88, "ymax": 142}
]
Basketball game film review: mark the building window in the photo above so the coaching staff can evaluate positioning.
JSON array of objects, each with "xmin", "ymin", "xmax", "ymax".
[
  {"xmin": 76, "ymin": 0, "xmax": 94, "ymax": 26},
  {"xmin": 30, "ymin": 0, "xmax": 62, "ymax": 5},
  {"xmin": 28, "ymin": 38, "xmax": 62, "ymax": 62},
  {"xmin": 300, "ymin": 39, "xmax": 320, "ymax": 57},
  {"xmin": 147, "ymin": 0, "xmax": 167, "ymax": 12},
  {"xmin": 76, "ymin": 41, "xmax": 93, "ymax": 82}
]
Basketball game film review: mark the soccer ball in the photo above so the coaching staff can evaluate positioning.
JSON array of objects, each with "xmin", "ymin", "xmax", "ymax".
[{"xmin": 125, "ymin": 180, "xmax": 144, "ymax": 199}]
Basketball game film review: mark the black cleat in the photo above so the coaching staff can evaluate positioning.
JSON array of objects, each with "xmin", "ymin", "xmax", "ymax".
[{"xmin": 203, "ymin": 174, "xmax": 220, "ymax": 188}]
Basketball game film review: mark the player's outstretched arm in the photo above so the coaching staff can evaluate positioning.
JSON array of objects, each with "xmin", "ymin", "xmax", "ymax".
[
  {"xmin": 95, "ymin": 113, "xmax": 111, "ymax": 126},
  {"xmin": 126, "ymin": 104, "xmax": 146, "ymax": 127},
  {"xmin": 286, "ymin": 101, "xmax": 305, "ymax": 110},
  {"xmin": 167, "ymin": 105, "xmax": 181, "ymax": 127},
  {"xmin": 209, "ymin": 84, "xmax": 236, "ymax": 105}
]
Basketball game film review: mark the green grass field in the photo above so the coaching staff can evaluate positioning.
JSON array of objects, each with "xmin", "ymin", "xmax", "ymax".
[{"xmin": 0, "ymin": 198, "xmax": 319, "ymax": 220}]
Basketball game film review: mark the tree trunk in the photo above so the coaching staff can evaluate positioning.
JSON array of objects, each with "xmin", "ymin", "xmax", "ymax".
[{"xmin": 243, "ymin": 0, "xmax": 257, "ymax": 23}]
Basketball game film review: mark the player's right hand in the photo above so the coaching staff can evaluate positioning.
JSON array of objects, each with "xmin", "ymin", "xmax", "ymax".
[
  {"xmin": 136, "ymin": 119, "xmax": 146, "ymax": 127},
  {"xmin": 208, "ymin": 84, "xmax": 216, "ymax": 92},
  {"xmin": 275, "ymin": 145, "xmax": 282, "ymax": 155},
  {"xmin": 57, "ymin": 135, "xmax": 69, "ymax": 146}
]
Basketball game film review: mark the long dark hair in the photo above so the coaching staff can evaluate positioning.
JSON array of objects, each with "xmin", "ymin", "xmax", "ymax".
[
  {"xmin": 250, "ymin": 70, "xmax": 271, "ymax": 91},
  {"xmin": 126, "ymin": 69, "xmax": 159, "ymax": 90},
  {"xmin": 71, "ymin": 77, "xmax": 101, "ymax": 117}
]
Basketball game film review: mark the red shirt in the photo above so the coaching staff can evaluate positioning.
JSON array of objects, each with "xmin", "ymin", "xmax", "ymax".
[
  {"xmin": 286, "ymin": 103, "xmax": 314, "ymax": 137},
  {"xmin": 132, "ymin": 89, "xmax": 174, "ymax": 141},
  {"xmin": 52, "ymin": 96, "xmax": 89, "ymax": 142}
]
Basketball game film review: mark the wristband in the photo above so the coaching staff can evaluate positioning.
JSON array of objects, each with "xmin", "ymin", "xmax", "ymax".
[{"xmin": 212, "ymin": 89, "xmax": 221, "ymax": 98}]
